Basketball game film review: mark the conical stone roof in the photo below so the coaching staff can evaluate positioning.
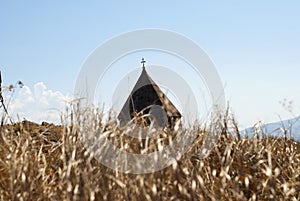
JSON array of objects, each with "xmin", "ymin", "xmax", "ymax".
[{"xmin": 118, "ymin": 65, "xmax": 181, "ymax": 128}]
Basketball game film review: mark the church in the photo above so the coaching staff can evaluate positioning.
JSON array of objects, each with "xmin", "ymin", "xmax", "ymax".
[{"xmin": 118, "ymin": 59, "xmax": 182, "ymax": 129}]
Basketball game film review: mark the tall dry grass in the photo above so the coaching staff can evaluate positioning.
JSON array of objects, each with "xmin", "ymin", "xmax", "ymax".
[{"xmin": 0, "ymin": 106, "xmax": 299, "ymax": 201}]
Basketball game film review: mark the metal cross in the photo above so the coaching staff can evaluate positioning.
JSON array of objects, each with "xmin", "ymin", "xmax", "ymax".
[{"xmin": 141, "ymin": 58, "xmax": 146, "ymax": 68}]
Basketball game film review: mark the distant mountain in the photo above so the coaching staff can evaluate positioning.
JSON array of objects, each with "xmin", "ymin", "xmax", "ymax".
[{"xmin": 241, "ymin": 116, "xmax": 300, "ymax": 141}]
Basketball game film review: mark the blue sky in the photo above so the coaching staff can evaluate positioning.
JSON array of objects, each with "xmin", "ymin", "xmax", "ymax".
[{"xmin": 0, "ymin": 1, "xmax": 299, "ymax": 127}]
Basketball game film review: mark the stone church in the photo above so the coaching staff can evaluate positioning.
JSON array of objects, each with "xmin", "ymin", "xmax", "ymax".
[{"xmin": 118, "ymin": 59, "xmax": 181, "ymax": 129}]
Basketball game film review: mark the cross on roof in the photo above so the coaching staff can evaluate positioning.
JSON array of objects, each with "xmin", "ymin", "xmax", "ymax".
[
  {"xmin": 118, "ymin": 59, "xmax": 182, "ymax": 129},
  {"xmin": 141, "ymin": 58, "xmax": 146, "ymax": 68}
]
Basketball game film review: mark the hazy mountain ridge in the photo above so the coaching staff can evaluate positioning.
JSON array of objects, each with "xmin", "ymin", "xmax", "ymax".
[{"xmin": 242, "ymin": 116, "xmax": 300, "ymax": 141}]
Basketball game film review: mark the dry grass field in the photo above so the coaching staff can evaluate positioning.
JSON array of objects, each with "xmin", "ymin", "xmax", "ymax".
[{"xmin": 0, "ymin": 109, "xmax": 299, "ymax": 201}]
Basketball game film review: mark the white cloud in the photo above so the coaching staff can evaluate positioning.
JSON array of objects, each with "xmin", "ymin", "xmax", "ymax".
[{"xmin": 4, "ymin": 82, "xmax": 72, "ymax": 124}]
